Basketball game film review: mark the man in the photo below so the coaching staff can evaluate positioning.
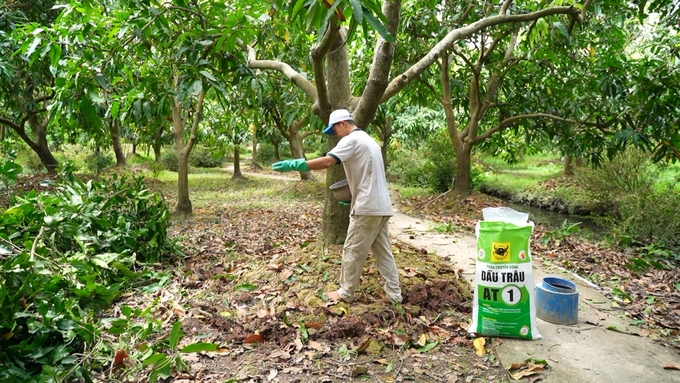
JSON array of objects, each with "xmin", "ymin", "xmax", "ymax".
[{"xmin": 272, "ymin": 109, "xmax": 403, "ymax": 304}]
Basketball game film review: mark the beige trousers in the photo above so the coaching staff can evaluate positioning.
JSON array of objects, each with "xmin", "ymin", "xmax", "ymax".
[{"xmin": 337, "ymin": 215, "xmax": 403, "ymax": 303}]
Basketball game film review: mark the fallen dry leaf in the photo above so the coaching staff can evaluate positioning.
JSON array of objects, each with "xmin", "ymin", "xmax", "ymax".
[
  {"xmin": 307, "ymin": 340, "xmax": 326, "ymax": 352},
  {"xmin": 243, "ymin": 334, "xmax": 264, "ymax": 344},
  {"xmin": 113, "ymin": 349, "xmax": 128, "ymax": 369},
  {"xmin": 417, "ymin": 333, "xmax": 428, "ymax": 347},
  {"xmin": 355, "ymin": 338, "xmax": 372, "ymax": 354},
  {"xmin": 507, "ymin": 360, "xmax": 549, "ymax": 380},
  {"xmin": 473, "ymin": 337, "xmax": 486, "ymax": 356}
]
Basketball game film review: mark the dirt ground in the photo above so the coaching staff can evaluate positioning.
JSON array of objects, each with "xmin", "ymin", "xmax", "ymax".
[{"xmin": 5, "ymin": 168, "xmax": 678, "ymax": 382}]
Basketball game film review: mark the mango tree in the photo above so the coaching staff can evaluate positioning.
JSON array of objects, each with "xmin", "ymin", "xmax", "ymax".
[
  {"xmin": 0, "ymin": 1, "xmax": 61, "ymax": 173},
  {"xmin": 244, "ymin": 0, "xmax": 609, "ymax": 242},
  {"xmin": 261, "ymin": 76, "xmax": 319, "ymax": 181}
]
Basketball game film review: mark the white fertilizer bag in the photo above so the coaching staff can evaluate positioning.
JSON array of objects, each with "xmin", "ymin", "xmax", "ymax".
[{"xmin": 468, "ymin": 207, "xmax": 542, "ymax": 340}]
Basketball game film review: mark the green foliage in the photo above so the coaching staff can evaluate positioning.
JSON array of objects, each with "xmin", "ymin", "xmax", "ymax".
[
  {"xmin": 387, "ymin": 146, "xmax": 431, "ymax": 188},
  {"xmin": 540, "ymin": 220, "xmax": 582, "ymax": 245},
  {"xmin": 189, "ymin": 146, "xmax": 224, "ymax": 168},
  {"xmin": 85, "ymin": 151, "xmax": 114, "ymax": 174},
  {"xmin": 0, "ymin": 149, "xmax": 23, "ymax": 188},
  {"xmin": 625, "ymin": 243, "xmax": 679, "ymax": 274},
  {"xmin": 421, "ymin": 128, "xmax": 457, "ymax": 193},
  {"xmin": 148, "ymin": 161, "xmax": 166, "ymax": 178},
  {"xmin": 389, "ymin": 128, "xmax": 485, "ymax": 193},
  {"xmin": 256, "ymin": 142, "xmax": 275, "ymax": 162},
  {"xmin": 579, "ymin": 148, "xmax": 680, "ymax": 254},
  {"xmin": 160, "ymin": 150, "xmax": 179, "ymax": 172},
  {"xmin": 0, "ymin": 174, "xmax": 179, "ymax": 380}
]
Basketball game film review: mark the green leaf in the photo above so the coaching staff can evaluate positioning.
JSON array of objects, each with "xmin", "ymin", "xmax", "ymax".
[
  {"xmin": 348, "ymin": 0, "xmax": 363, "ymax": 24},
  {"xmin": 200, "ymin": 70, "xmax": 217, "ymax": 82},
  {"xmin": 180, "ymin": 342, "xmax": 218, "ymax": 353},
  {"xmin": 417, "ymin": 341, "xmax": 438, "ymax": 353},
  {"xmin": 291, "ymin": 0, "xmax": 306, "ymax": 20},
  {"xmin": 298, "ymin": 320, "xmax": 308, "ymax": 343},
  {"xmin": 95, "ymin": 74, "xmax": 109, "ymax": 90},
  {"xmin": 121, "ymin": 305, "xmax": 133, "ymax": 318},
  {"xmin": 235, "ymin": 283, "xmax": 257, "ymax": 292},
  {"xmin": 91, "ymin": 253, "xmax": 119, "ymax": 269},
  {"xmin": 110, "ymin": 100, "xmax": 120, "ymax": 118},
  {"xmin": 675, "ymin": 283, "xmax": 680, "ymax": 292},
  {"xmin": 142, "ymin": 353, "xmax": 167, "ymax": 366},
  {"xmin": 188, "ymin": 80, "xmax": 203, "ymax": 95},
  {"xmin": 169, "ymin": 321, "xmax": 183, "ymax": 350},
  {"xmin": 26, "ymin": 37, "xmax": 42, "ymax": 58},
  {"xmin": 362, "ymin": 8, "xmax": 393, "ymax": 43},
  {"xmin": 49, "ymin": 44, "xmax": 62, "ymax": 67}
]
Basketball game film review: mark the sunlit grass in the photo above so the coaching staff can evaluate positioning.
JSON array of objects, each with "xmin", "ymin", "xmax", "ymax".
[
  {"xmin": 391, "ymin": 184, "xmax": 434, "ymax": 199},
  {"xmin": 155, "ymin": 169, "xmax": 325, "ymax": 213}
]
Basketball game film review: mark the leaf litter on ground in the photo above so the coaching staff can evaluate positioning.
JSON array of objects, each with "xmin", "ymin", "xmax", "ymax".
[{"xmin": 5, "ymin": 169, "xmax": 679, "ymax": 382}]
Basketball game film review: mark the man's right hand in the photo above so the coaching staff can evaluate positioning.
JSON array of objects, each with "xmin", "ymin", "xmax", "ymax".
[{"xmin": 272, "ymin": 158, "xmax": 310, "ymax": 172}]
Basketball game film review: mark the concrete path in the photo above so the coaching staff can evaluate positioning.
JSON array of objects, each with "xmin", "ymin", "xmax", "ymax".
[{"xmin": 388, "ymin": 209, "xmax": 679, "ymax": 383}]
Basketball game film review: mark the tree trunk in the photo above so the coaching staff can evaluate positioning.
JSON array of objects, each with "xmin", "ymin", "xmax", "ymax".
[
  {"xmin": 232, "ymin": 146, "xmax": 245, "ymax": 179},
  {"xmin": 176, "ymin": 149, "xmax": 192, "ymax": 214},
  {"xmin": 20, "ymin": 116, "xmax": 58, "ymax": 174},
  {"xmin": 171, "ymin": 83, "xmax": 205, "ymax": 216},
  {"xmin": 322, "ymin": 137, "xmax": 350, "ymax": 244},
  {"xmin": 110, "ymin": 119, "xmax": 127, "ymax": 166},
  {"xmin": 381, "ymin": 116, "xmax": 393, "ymax": 168},
  {"xmin": 251, "ymin": 123, "xmax": 258, "ymax": 165},
  {"xmin": 153, "ymin": 126, "xmax": 164, "ymax": 162},
  {"xmin": 564, "ymin": 154, "xmax": 574, "ymax": 175},
  {"xmin": 33, "ymin": 143, "xmax": 59, "ymax": 174},
  {"xmin": 452, "ymin": 142, "xmax": 473, "ymax": 196},
  {"xmin": 289, "ymin": 133, "xmax": 313, "ymax": 180},
  {"xmin": 274, "ymin": 142, "xmax": 280, "ymax": 161}
]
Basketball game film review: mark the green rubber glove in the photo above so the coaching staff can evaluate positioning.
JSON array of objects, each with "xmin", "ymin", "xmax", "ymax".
[{"xmin": 272, "ymin": 158, "xmax": 310, "ymax": 172}]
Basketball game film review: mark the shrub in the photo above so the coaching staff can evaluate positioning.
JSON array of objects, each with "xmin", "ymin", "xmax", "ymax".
[
  {"xmin": 0, "ymin": 174, "xmax": 180, "ymax": 380},
  {"xmin": 85, "ymin": 151, "xmax": 114, "ymax": 174},
  {"xmin": 387, "ymin": 146, "xmax": 431, "ymax": 188},
  {"xmin": 160, "ymin": 150, "xmax": 179, "ymax": 172},
  {"xmin": 189, "ymin": 146, "xmax": 224, "ymax": 168},
  {"xmin": 388, "ymin": 128, "xmax": 485, "ymax": 193},
  {"xmin": 579, "ymin": 148, "xmax": 680, "ymax": 253}
]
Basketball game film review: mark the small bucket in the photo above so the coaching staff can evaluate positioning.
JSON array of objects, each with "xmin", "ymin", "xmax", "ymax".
[
  {"xmin": 535, "ymin": 276, "xmax": 579, "ymax": 325},
  {"xmin": 330, "ymin": 179, "xmax": 351, "ymax": 202}
]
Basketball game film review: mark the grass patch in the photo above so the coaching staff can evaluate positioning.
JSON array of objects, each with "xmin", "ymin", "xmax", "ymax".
[
  {"xmin": 391, "ymin": 184, "xmax": 434, "ymax": 200},
  {"xmin": 154, "ymin": 169, "xmax": 325, "ymax": 214}
]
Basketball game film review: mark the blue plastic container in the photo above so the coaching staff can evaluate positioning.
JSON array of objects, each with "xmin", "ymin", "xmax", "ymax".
[{"xmin": 535, "ymin": 276, "xmax": 579, "ymax": 325}]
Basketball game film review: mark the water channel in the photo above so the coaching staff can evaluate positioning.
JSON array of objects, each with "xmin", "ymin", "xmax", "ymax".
[{"xmin": 499, "ymin": 198, "xmax": 606, "ymax": 236}]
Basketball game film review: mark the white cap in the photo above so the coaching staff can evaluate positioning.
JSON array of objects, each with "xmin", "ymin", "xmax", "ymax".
[{"xmin": 324, "ymin": 109, "xmax": 353, "ymax": 135}]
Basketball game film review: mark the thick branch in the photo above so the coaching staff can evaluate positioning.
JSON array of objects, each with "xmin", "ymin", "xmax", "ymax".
[
  {"xmin": 382, "ymin": 6, "xmax": 582, "ymax": 102},
  {"xmin": 451, "ymin": 46, "xmax": 477, "ymax": 74},
  {"xmin": 33, "ymin": 91, "xmax": 55, "ymax": 104},
  {"xmin": 312, "ymin": 22, "xmax": 343, "ymax": 113},
  {"xmin": 0, "ymin": 117, "xmax": 21, "ymax": 130},
  {"xmin": 482, "ymin": 28, "xmax": 518, "ymax": 110},
  {"xmin": 500, "ymin": 0, "xmax": 514, "ymax": 15},
  {"xmin": 185, "ymin": 88, "xmax": 205, "ymax": 155},
  {"xmin": 354, "ymin": 0, "xmax": 402, "ymax": 126},
  {"xmin": 246, "ymin": 46, "xmax": 318, "ymax": 101}
]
